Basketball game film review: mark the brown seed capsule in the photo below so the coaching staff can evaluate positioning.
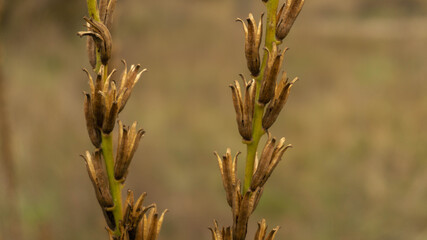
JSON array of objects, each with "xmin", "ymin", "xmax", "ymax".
[
  {"xmin": 209, "ymin": 221, "xmax": 232, "ymax": 240},
  {"xmin": 230, "ymin": 76, "xmax": 256, "ymax": 141},
  {"xmin": 233, "ymin": 187, "xmax": 262, "ymax": 240},
  {"xmin": 254, "ymin": 219, "xmax": 268, "ymax": 240},
  {"xmin": 81, "ymin": 150, "xmax": 114, "ymax": 208},
  {"xmin": 105, "ymin": 0, "xmax": 117, "ymax": 30},
  {"xmin": 262, "ymin": 74, "xmax": 297, "ymax": 130},
  {"xmin": 78, "ymin": 17, "xmax": 113, "ymax": 65},
  {"xmin": 118, "ymin": 61, "xmax": 146, "ymax": 113},
  {"xmin": 99, "ymin": 0, "xmax": 108, "ymax": 23},
  {"xmin": 83, "ymin": 92, "xmax": 101, "ymax": 147},
  {"xmin": 265, "ymin": 227, "xmax": 280, "ymax": 240},
  {"xmin": 258, "ymin": 44, "xmax": 287, "ymax": 105},
  {"xmin": 276, "ymin": 0, "xmax": 305, "ymax": 41},
  {"xmin": 135, "ymin": 205, "xmax": 167, "ymax": 240},
  {"xmin": 237, "ymin": 13, "xmax": 263, "ymax": 77},
  {"xmin": 215, "ymin": 149, "xmax": 240, "ymax": 208},
  {"xmin": 250, "ymin": 135, "xmax": 292, "ymax": 191},
  {"xmin": 114, "ymin": 121, "xmax": 145, "ymax": 181}
]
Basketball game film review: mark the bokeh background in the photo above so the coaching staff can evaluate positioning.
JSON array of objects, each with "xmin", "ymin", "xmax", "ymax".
[{"xmin": 1, "ymin": 0, "xmax": 427, "ymax": 239}]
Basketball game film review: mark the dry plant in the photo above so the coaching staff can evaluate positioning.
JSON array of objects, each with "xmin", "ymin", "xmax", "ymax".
[
  {"xmin": 77, "ymin": 1, "xmax": 166, "ymax": 239},
  {"xmin": 210, "ymin": 0, "xmax": 304, "ymax": 239}
]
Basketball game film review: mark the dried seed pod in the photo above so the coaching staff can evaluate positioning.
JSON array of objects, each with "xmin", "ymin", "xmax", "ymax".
[
  {"xmin": 265, "ymin": 227, "xmax": 280, "ymax": 240},
  {"xmin": 233, "ymin": 187, "xmax": 262, "ymax": 240},
  {"xmin": 258, "ymin": 44, "xmax": 287, "ymax": 105},
  {"xmin": 120, "ymin": 190, "xmax": 154, "ymax": 240},
  {"xmin": 209, "ymin": 220, "xmax": 232, "ymax": 240},
  {"xmin": 230, "ymin": 76, "xmax": 256, "ymax": 141},
  {"xmin": 135, "ymin": 205, "xmax": 167, "ymax": 240},
  {"xmin": 214, "ymin": 149, "xmax": 240, "ymax": 207},
  {"xmin": 78, "ymin": 17, "xmax": 113, "ymax": 65},
  {"xmin": 262, "ymin": 74, "xmax": 297, "ymax": 130},
  {"xmin": 114, "ymin": 121, "xmax": 145, "ymax": 181},
  {"xmin": 250, "ymin": 135, "xmax": 292, "ymax": 191},
  {"xmin": 254, "ymin": 219, "xmax": 267, "ymax": 240},
  {"xmin": 105, "ymin": 0, "xmax": 117, "ymax": 30},
  {"xmin": 81, "ymin": 150, "xmax": 114, "ymax": 208},
  {"xmin": 117, "ymin": 61, "xmax": 146, "ymax": 113},
  {"xmin": 83, "ymin": 92, "xmax": 101, "ymax": 147},
  {"xmin": 276, "ymin": 0, "xmax": 305, "ymax": 41},
  {"xmin": 86, "ymin": 33, "xmax": 97, "ymax": 69},
  {"xmin": 237, "ymin": 13, "xmax": 263, "ymax": 77},
  {"xmin": 99, "ymin": 0, "xmax": 108, "ymax": 23}
]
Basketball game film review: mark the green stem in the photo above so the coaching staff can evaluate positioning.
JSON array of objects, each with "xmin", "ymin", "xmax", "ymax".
[
  {"xmin": 243, "ymin": 0, "xmax": 280, "ymax": 193},
  {"xmin": 86, "ymin": 0, "xmax": 103, "ymax": 72},
  {"xmin": 86, "ymin": 0, "xmax": 100, "ymax": 21},
  {"xmin": 101, "ymin": 133, "xmax": 123, "ymax": 236}
]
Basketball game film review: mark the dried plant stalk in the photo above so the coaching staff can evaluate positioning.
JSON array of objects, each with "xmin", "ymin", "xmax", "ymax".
[
  {"xmin": 78, "ymin": 0, "xmax": 166, "ymax": 239},
  {"xmin": 211, "ymin": 0, "xmax": 304, "ymax": 239}
]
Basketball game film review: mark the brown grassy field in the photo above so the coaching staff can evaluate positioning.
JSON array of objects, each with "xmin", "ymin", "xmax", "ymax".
[{"xmin": 1, "ymin": 0, "xmax": 427, "ymax": 239}]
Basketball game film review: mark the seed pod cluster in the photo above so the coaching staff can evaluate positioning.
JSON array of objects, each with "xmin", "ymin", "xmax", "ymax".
[
  {"xmin": 108, "ymin": 190, "xmax": 167, "ymax": 240},
  {"xmin": 78, "ymin": 17, "xmax": 113, "ymax": 66},
  {"xmin": 83, "ymin": 62, "xmax": 146, "ymax": 146},
  {"xmin": 258, "ymin": 43, "xmax": 287, "ymax": 105},
  {"xmin": 214, "ymin": 149, "xmax": 264, "ymax": 240},
  {"xmin": 237, "ymin": 13, "xmax": 263, "ymax": 77},
  {"xmin": 250, "ymin": 134, "xmax": 292, "ymax": 191},
  {"xmin": 230, "ymin": 75, "xmax": 256, "ymax": 141},
  {"xmin": 209, "ymin": 220, "xmax": 232, "ymax": 240},
  {"xmin": 262, "ymin": 74, "xmax": 297, "ymax": 130},
  {"xmin": 276, "ymin": 0, "xmax": 305, "ymax": 41},
  {"xmin": 79, "ymin": 0, "xmax": 117, "ymax": 69},
  {"xmin": 115, "ymin": 121, "xmax": 145, "ymax": 182},
  {"xmin": 254, "ymin": 219, "xmax": 280, "ymax": 240}
]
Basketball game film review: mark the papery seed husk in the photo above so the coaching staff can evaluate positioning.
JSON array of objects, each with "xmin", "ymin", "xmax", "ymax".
[
  {"xmin": 155, "ymin": 209, "xmax": 168, "ymax": 238},
  {"xmin": 245, "ymin": 14, "xmax": 261, "ymax": 77},
  {"xmin": 276, "ymin": 0, "xmax": 305, "ymax": 41},
  {"xmin": 93, "ymin": 150, "xmax": 114, "ymax": 208},
  {"xmin": 259, "ymin": 144, "xmax": 292, "ymax": 188},
  {"xmin": 87, "ymin": 37, "xmax": 96, "ymax": 69},
  {"xmin": 258, "ymin": 44, "xmax": 278, "ymax": 105},
  {"xmin": 262, "ymin": 77, "xmax": 297, "ymax": 129},
  {"xmin": 251, "ymin": 136, "xmax": 276, "ymax": 190},
  {"xmin": 254, "ymin": 219, "xmax": 267, "ymax": 240},
  {"xmin": 99, "ymin": 0, "xmax": 108, "ymax": 23},
  {"xmin": 84, "ymin": 17, "xmax": 113, "ymax": 65},
  {"xmin": 115, "ymin": 123, "xmax": 129, "ymax": 180},
  {"xmin": 265, "ymin": 227, "xmax": 280, "ymax": 240},
  {"xmin": 103, "ymin": 101, "xmax": 119, "ymax": 134},
  {"xmin": 83, "ymin": 93, "xmax": 101, "ymax": 147},
  {"xmin": 234, "ymin": 189, "xmax": 258, "ymax": 240},
  {"xmin": 105, "ymin": 0, "xmax": 117, "ymax": 29}
]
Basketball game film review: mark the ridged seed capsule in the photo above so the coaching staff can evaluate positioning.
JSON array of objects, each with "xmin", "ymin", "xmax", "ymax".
[
  {"xmin": 237, "ymin": 13, "xmax": 263, "ymax": 77},
  {"xmin": 276, "ymin": 0, "xmax": 305, "ymax": 41}
]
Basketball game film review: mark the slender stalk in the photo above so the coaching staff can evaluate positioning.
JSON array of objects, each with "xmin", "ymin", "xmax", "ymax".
[
  {"xmin": 86, "ymin": 0, "xmax": 102, "ymax": 72},
  {"xmin": 87, "ymin": 0, "xmax": 100, "ymax": 21},
  {"xmin": 101, "ymin": 133, "xmax": 123, "ymax": 237},
  {"xmin": 243, "ymin": 0, "xmax": 280, "ymax": 193}
]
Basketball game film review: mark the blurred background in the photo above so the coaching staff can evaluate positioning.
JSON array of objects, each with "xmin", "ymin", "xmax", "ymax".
[{"xmin": 1, "ymin": 0, "xmax": 427, "ymax": 239}]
